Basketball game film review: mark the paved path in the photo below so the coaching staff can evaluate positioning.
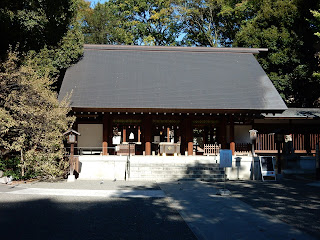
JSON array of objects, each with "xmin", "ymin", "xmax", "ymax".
[
  {"xmin": 0, "ymin": 181, "xmax": 195, "ymax": 240},
  {"xmin": 159, "ymin": 181, "xmax": 315, "ymax": 240},
  {"xmin": 7, "ymin": 187, "xmax": 165, "ymax": 198},
  {"xmin": 210, "ymin": 179, "xmax": 320, "ymax": 239},
  {"xmin": 0, "ymin": 179, "xmax": 318, "ymax": 240}
]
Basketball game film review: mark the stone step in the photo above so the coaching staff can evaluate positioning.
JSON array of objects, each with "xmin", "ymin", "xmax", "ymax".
[
  {"xmin": 129, "ymin": 176, "xmax": 225, "ymax": 181},
  {"xmin": 128, "ymin": 161, "xmax": 225, "ymax": 181},
  {"xmin": 129, "ymin": 174, "xmax": 224, "ymax": 178},
  {"xmin": 130, "ymin": 169, "xmax": 223, "ymax": 173},
  {"xmin": 132, "ymin": 167, "xmax": 223, "ymax": 171},
  {"xmin": 130, "ymin": 170, "xmax": 224, "ymax": 175},
  {"xmin": 131, "ymin": 163, "xmax": 221, "ymax": 168},
  {"xmin": 130, "ymin": 174, "xmax": 225, "ymax": 179}
]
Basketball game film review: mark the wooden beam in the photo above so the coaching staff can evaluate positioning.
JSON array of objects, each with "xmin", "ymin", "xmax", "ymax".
[
  {"xmin": 123, "ymin": 126, "xmax": 126, "ymax": 143},
  {"xmin": 143, "ymin": 116, "xmax": 152, "ymax": 155}
]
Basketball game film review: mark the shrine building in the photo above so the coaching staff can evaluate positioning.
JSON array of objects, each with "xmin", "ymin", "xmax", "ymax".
[{"xmin": 58, "ymin": 44, "xmax": 287, "ymax": 157}]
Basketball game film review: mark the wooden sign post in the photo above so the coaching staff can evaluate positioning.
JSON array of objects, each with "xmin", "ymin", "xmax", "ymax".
[
  {"xmin": 63, "ymin": 129, "xmax": 80, "ymax": 182},
  {"xmin": 218, "ymin": 149, "xmax": 232, "ymax": 196}
]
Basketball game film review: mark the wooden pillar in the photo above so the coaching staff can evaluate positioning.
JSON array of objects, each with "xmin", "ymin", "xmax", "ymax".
[
  {"xmin": 184, "ymin": 118, "xmax": 193, "ymax": 156},
  {"xmin": 123, "ymin": 126, "xmax": 126, "ymax": 143},
  {"xmin": 73, "ymin": 121, "xmax": 79, "ymax": 155},
  {"xmin": 143, "ymin": 116, "xmax": 152, "ymax": 155},
  {"xmin": 103, "ymin": 115, "xmax": 111, "ymax": 155},
  {"xmin": 138, "ymin": 126, "xmax": 141, "ymax": 142},
  {"xmin": 230, "ymin": 118, "xmax": 235, "ymax": 155},
  {"xmin": 167, "ymin": 127, "xmax": 170, "ymax": 142}
]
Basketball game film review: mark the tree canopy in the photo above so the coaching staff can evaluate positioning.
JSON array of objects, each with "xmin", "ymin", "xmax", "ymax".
[
  {"xmin": 0, "ymin": 52, "xmax": 74, "ymax": 178},
  {"xmin": 232, "ymin": 0, "xmax": 320, "ymax": 107},
  {"xmin": 82, "ymin": 0, "xmax": 182, "ymax": 45},
  {"xmin": 0, "ymin": 0, "xmax": 83, "ymax": 179}
]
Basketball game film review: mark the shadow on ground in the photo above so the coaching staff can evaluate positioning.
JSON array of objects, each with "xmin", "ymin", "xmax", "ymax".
[
  {"xmin": 209, "ymin": 179, "xmax": 320, "ymax": 239},
  {"xmin": 0, "ymin": 195, "xmax": 196, "ymax": 240},
  {"xmin": 1, "ymin": 176, "xmax": 319, "ymax": 240}
]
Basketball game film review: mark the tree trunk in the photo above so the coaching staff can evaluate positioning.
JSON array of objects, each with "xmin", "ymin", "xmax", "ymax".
[{"xmin": 20, "ymin": 149, "xmax": 25, "ymax": 177}]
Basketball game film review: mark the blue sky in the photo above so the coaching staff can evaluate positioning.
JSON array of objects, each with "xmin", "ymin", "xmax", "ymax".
[{"xmin": 89, "ymin": 0, "xmax": 107, "ymax": 8}]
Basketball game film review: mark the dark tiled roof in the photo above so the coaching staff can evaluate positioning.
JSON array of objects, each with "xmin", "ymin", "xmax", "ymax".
[
  {"xmin": 58, "ymin": 44, "xmax": 287, "ymax": 112},
  {"xmin": 263, "ymin": 108, "xmax": 320, "ymax": 119}
]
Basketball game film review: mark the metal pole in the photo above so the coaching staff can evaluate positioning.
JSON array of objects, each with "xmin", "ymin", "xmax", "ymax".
[
  {"xmin": 70, "ymin": 143, "xmax": 74, "ymax": 175},
  {"xmin": 224, "ymin": 167, "xmax": 226, "ymax": 192},
  {"xmin": 252, "ymin": 140, "xmax": 255, "ymax": 180},
  {"xmin": 316, "ymin": 143, "xmax": 319, "ymax": 179}
]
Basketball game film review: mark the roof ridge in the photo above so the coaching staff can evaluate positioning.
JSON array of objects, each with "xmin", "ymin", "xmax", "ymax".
[{"xmin": 84, "ymin": 44, "xmax": 268, "ymax": 54}]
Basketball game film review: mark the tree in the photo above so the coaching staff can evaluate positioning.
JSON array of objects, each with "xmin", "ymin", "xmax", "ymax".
[
  {"xmin": 311, "ymin": 9, "xmax": 320, "ymax": 92},
  {"xmin": 0, "ymin": 0, "xmax": 84, "ymax": 179},
  {"xmin": 176, "ymin": 0, "xmax": 242, "ymax": 47},
  {"xmin": 233, "ymin": 0, "xmax": 320, "ymax": 107},
  {"xmin": 0, "ymin": 52, "xmax": 75, "ymax": 178},
  {"xmin": 0, "ymin": 0, "xmax": 84, "ymax": 80},
  {"xmin": 82, "ymin": 0, "xmax": 182, "ymax": 46},
  {"xmin": 0, "ymin": 0, "xmax": 76, "ymax": 56}
]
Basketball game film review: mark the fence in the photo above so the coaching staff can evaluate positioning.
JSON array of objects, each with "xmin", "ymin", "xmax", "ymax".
[
  {"xmin": 65, "ymin": 147, "xmax": 117, "ymax": 155},
  {"xmin": 204, "ymin": 143, "xmax": 221, "ymax": 155},
  {"xmin": 254, "ymin": 133, "xmax": 320, "ymax": 154}
]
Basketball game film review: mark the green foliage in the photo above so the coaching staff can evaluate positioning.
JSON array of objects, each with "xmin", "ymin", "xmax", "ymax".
[
  {"xmin": 26, "ymin": 19, "xmax": 84, "ymax": 80},
  {"xmin": 0, "ymin": 156, "xmax": 22, "ymax": 180},
  {"xmin": 233, "ymin": 0, "xmax": 320, "ymax": 107},
  {"xmin": 176, "ymin": 0, "xmax": 241, "ymax": 47},
  {"xmin": 0, "ymin": 0, "xmax": 82, "ymax": 179},
  {"xmin": 82, "ymin": 0, "xmax": 182, "ymax": 45},
  {"xmin": 0, "ymin": 0, "xmax": 77, "ymax": 57},
  {"xmin": 0, "ymin": 52, "xmax": 75, "ymax": 179},
  {"xmin": 311, "ymin": 9, "xmax": 320, "ymax": 106},
  {"xmin": 0, "ymin": 0, "xmax": 84, "ymax": 80}
]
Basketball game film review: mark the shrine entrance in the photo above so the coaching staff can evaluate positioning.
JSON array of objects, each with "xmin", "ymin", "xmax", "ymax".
[{"xmin": 151, "ymin": 119, "xmax": 182, "ymax": 155}]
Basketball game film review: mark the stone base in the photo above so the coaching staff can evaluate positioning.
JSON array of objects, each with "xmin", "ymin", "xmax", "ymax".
[
  {"xmin": 217, "ymin": 189, "xmax": 231, "ymax": 196},
  {"xmin": 0, "ymin": 176, "xmax": 8, "ymax": 184},
  {"xmin": 67, "ymin": 175, "xmax": 76, "ymax": 182}
]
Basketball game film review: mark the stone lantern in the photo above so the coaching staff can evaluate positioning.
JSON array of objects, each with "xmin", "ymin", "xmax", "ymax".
[
  {"xmin": 249, "ymin": 129, "xmax": 258, "ymax": 180},
  {"xmin": 63, "ymin": 129, "xmax": 80, "ymax": 182}
]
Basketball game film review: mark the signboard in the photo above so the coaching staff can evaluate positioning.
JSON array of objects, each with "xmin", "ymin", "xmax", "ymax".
[
  {"xmin": 112, "ymin": 136, "xmax": 121, "ymax": 145},
  {"xmin": 220, "ymin": 149, "xmax": 232, "ymax": 168},
  {"xmin": 259, "ymin": 156, "xmax": 276, "ymax": 181},
  {"xmin": 154, "ymin": 136, "xmax": 160, "ymax": 143},
  {"xmin": 68, "ymin": 134, "xmax": 76, "ymax": 144}
]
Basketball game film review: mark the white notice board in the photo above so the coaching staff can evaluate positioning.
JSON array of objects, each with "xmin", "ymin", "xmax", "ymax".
[
  {"xmin": 220, "ymin": 149, "xmax": 232, "ymax": 168},
  {"xmin": 259, "ymin": 156, "xmax": 276, "ymax": 181}
]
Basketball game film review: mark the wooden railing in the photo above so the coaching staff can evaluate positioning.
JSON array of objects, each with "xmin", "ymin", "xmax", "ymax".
[
  {"xmin": 254, "ymin": 133, "xmax": 320, "ymax": 154},
  {"xmin": 255, "ymin": 134, "xmax": 277, "ymax": 153},
  {"xmin": 310, "ymin": 134, "xmax": 320, "ymax": 150},
  {"xmin": 204, "ymin": 143, "xmax": 221, "ymax": 155}
]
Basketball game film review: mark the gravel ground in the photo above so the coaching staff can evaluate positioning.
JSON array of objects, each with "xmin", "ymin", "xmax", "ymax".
[{"xmin": 208, "ymin": 178, "xmax": 320, "ymax": 239}]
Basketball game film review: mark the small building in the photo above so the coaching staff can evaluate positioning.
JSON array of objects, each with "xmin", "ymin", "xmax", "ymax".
[
  {"xmin": 254, "ymin": 108, "xmax": 320, "ymax": 155},
  {"xmin": 59, "ymin": 44, "xmax": 287, "ymax": 157}
]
